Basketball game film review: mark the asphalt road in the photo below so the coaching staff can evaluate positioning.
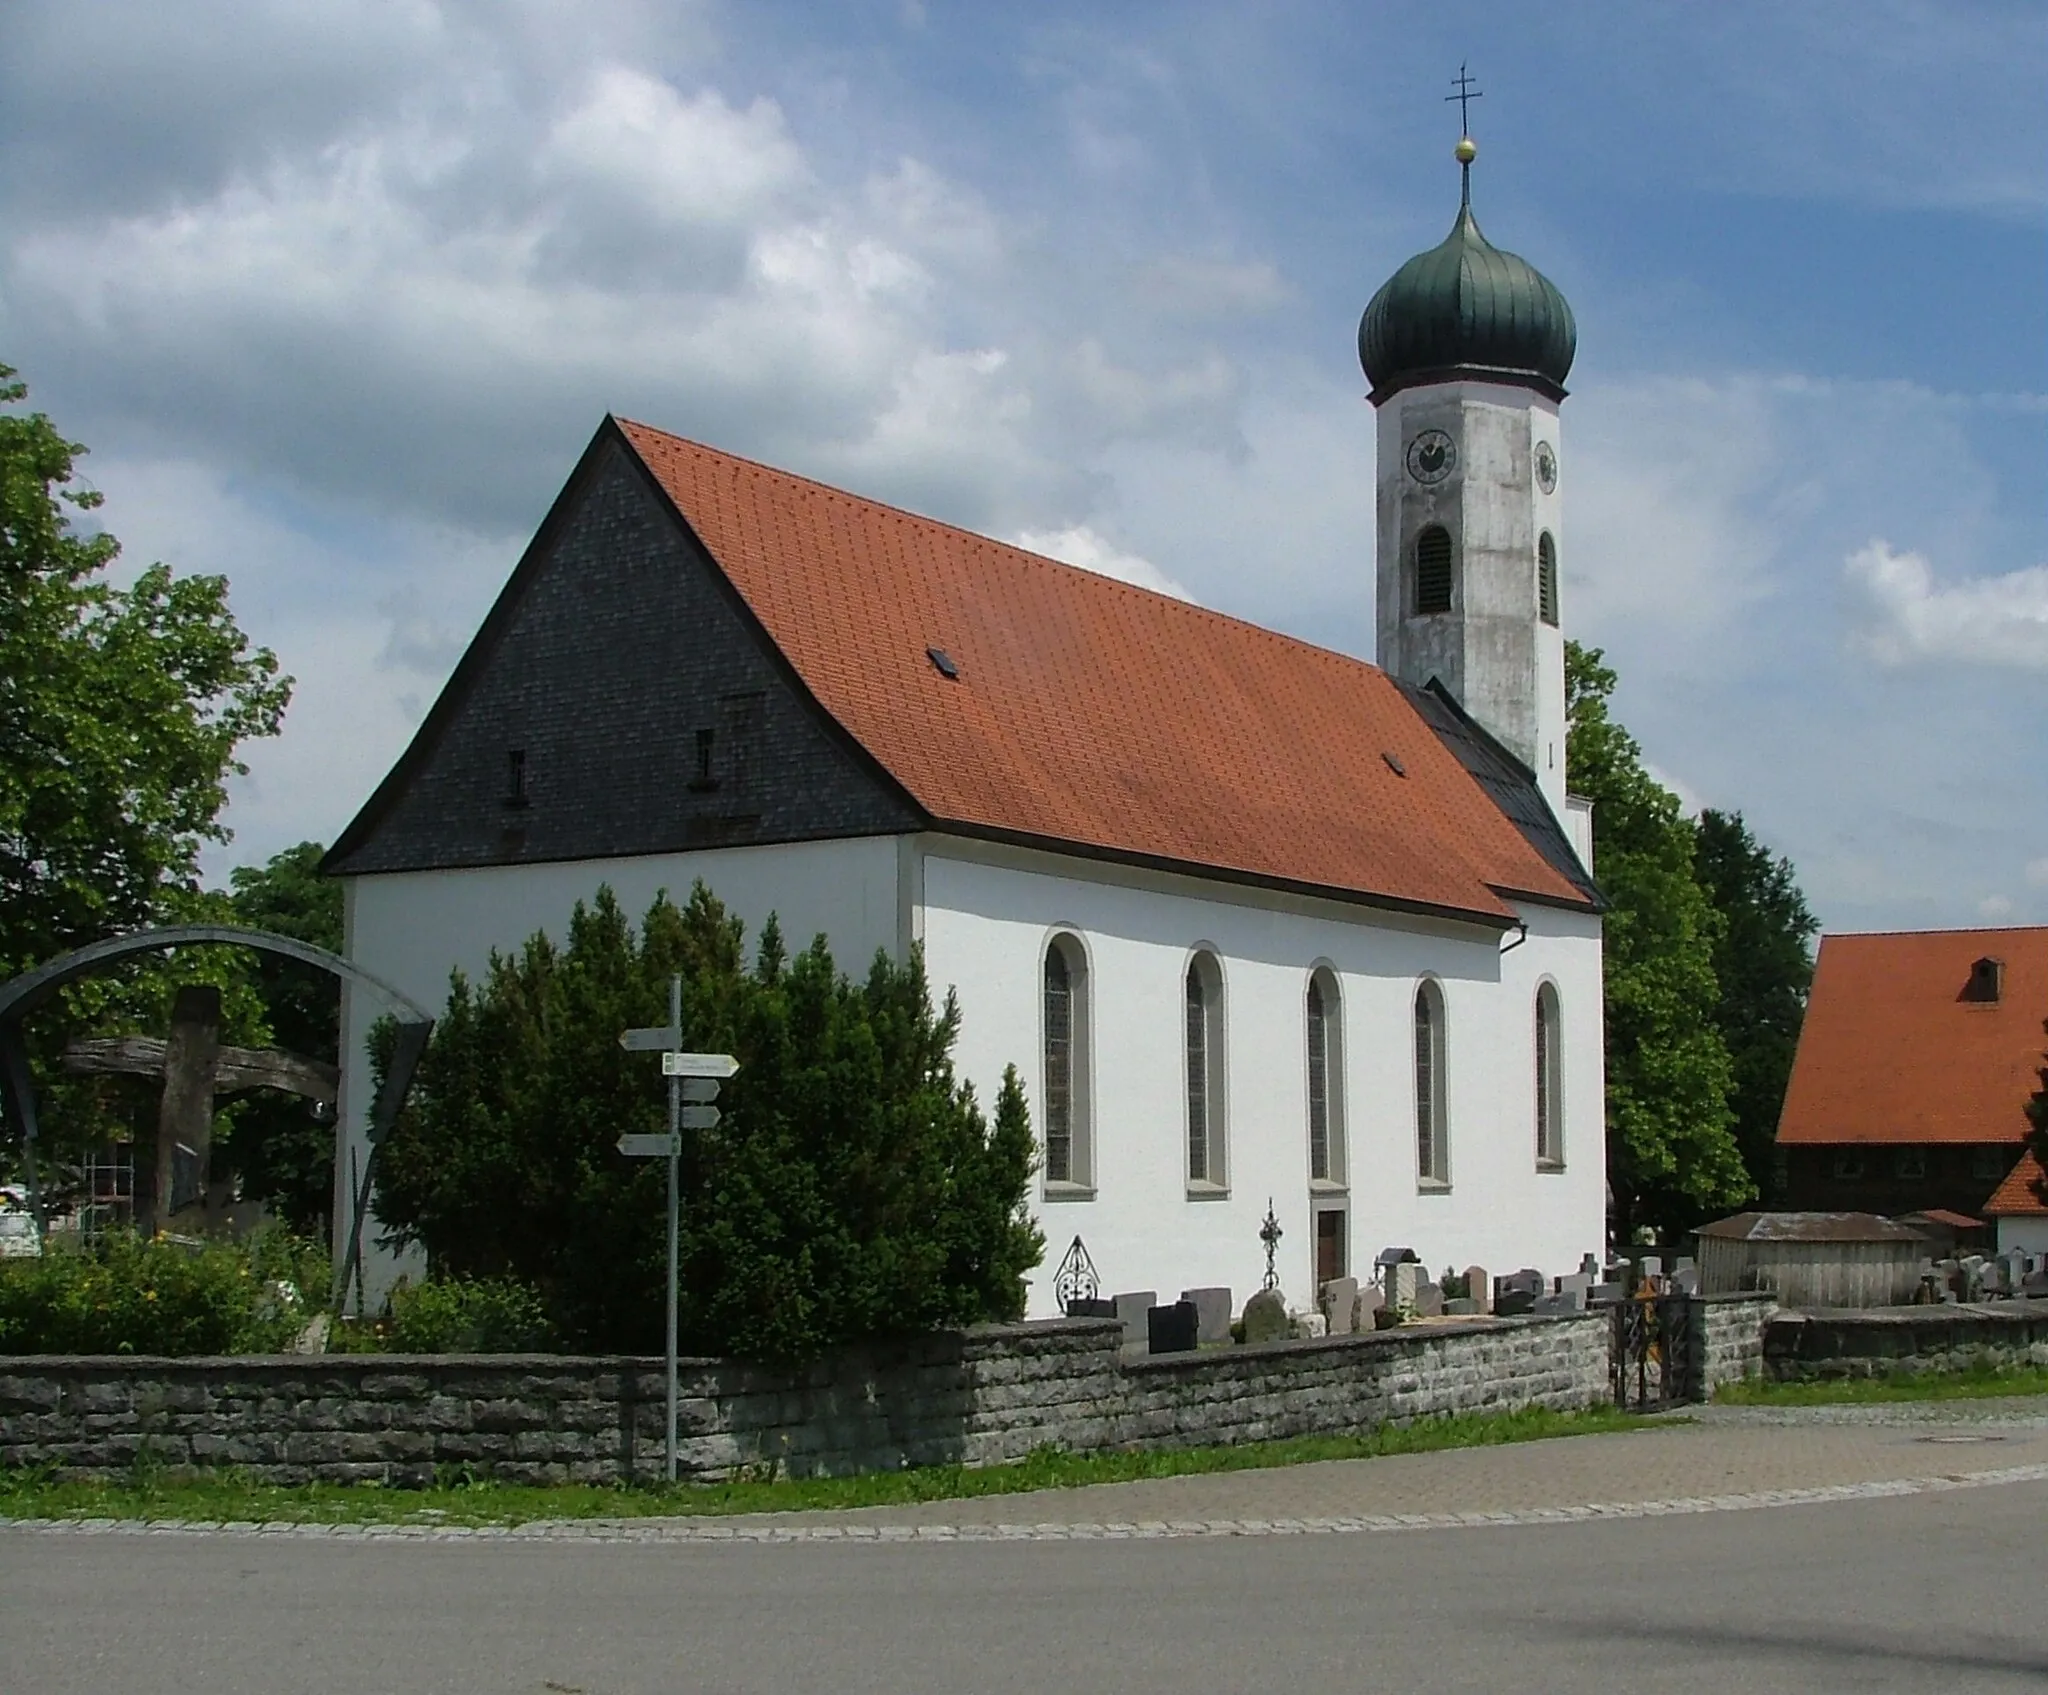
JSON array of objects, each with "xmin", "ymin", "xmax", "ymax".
[{"xmin": 4, "ymin": 1482, "xmax": 2043, "ymax": 1694}]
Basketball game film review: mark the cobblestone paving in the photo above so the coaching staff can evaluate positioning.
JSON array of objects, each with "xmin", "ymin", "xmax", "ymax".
[{"xmin": 8, "ymin": 1402, "xmax": 2047, "ymax": 1546}]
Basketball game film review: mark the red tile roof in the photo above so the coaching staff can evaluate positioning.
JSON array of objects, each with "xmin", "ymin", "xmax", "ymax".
[
  {"xmin": 618, "ymin": 419, "xmax": 1592, "ymax": 924},
  {"xmin": 1985, "ymin": 1151, "xmax": 2048, "ymax": 1217},
  {"xmin": 1776, "ymin": 928, "xmax": 2048, "ymax": 1147}
]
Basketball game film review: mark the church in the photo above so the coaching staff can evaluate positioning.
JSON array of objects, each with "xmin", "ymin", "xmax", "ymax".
[{"xmin": 324, "ymin": 136, "xmax": 1607, "ymax": 1317}]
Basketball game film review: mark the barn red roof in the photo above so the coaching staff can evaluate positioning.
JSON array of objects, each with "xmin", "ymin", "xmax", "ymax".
[
  {"xmin": 1776, "ymin": 928, "xmax": 2048, "ymax": 1147},
  {"xmin": 617, "ymin": 419, "xmax": 1591, "ymax": 923}
]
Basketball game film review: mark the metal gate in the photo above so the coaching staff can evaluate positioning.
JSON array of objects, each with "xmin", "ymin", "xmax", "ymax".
[{"xmin": 1611, "ymin": 1293, "xmax": 1697, "ymax": 1412}]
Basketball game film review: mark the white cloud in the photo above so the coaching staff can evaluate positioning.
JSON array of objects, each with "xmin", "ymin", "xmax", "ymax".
[
  {"xmin": 1846, "ymin": 541, "xmax": 2048, "ymax": 670},
  {"xmin": 1009, "ymin": 524, "xmax": 1193, "ymax": 602},
  {"xmin": 1980, "ymin": 895, "xmax": 2015, "ymax": 920}
]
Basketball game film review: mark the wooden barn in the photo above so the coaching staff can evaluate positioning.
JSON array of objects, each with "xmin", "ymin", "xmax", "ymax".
[{"xmin": 1695, "ymin": 1212, "xmax": 1930, "ymax": 1309}]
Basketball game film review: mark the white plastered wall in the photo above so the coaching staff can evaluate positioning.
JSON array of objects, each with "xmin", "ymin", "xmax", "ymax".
[
  {"xmin": 335, "ymin": 835, "xmax": 907, "ymax": 1303},
  {"xmin": 917, "ymin": 839, "xmax": 1606, "ymax": 1318}
]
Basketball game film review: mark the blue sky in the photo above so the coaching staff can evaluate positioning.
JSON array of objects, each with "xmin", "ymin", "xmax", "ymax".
[{"xmin": 2, "ymin": 0, "xmax": 2043, "ymax": 932}]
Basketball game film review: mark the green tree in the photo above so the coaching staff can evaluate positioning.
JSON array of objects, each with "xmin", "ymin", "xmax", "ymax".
[
  {"xmin": 220, "ymin": 842, "xmax": 345, "ymax": 1237},
  {"xmin": 1692, "ymin": 809, "xmax": 1817, "ymax": 1204},
  {"xmin": 1567, "ymin": 642, "xmax": 1747, "ymax": 1244},
  {"xmin": 0, "ymin": 364, "xmax": 290, "ymax": 1189},
  {"xmin": 0, "ymin": 364, "xmax": 291, "ymax": 979},
  {"xmin": 374, "ymin": 884, "xmax": 1043, "ymax": 1360}
]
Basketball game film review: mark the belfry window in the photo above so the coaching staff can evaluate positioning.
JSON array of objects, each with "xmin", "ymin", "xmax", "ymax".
[
  {"xmin": 1414, "ymin": 526, "xmax": 1454, "ymax": 615},
  {"xmin": 1538, "ymin": 532, "xmax": 1559, "ymax": 627},
  {"xmin": 1415, "ymin": 980, "xmax": 1448, "ymax": 1186},
  {"xmin": 1042, "ymin": 934, "xmax": 1091, "ymax": 1189},
  {"xmin": 1185, "ymin": 952, "xmax": 1226, "ymax": 1190}
]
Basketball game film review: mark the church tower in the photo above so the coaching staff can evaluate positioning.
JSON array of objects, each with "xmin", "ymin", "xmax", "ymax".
[{"xmin": 1359, "ymin": 121, "xmax": 1576, "ymax": 820}]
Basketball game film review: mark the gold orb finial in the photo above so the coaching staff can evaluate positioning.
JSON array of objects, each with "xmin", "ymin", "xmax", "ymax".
[{"xmin": 1455, "ymin": 135, "xmax": 1477, "ymax": 165}]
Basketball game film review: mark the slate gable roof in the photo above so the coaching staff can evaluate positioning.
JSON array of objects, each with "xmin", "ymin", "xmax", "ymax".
[
  {"xmin": 1777, "ymin": 927, "xmax": 2048, "ymax": 1148},
  {"xmin": 329, "ymin": 416, "xmax": 1597, "ymax": 926}
]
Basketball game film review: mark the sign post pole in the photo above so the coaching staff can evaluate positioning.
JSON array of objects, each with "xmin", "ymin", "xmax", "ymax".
[
  {"xmin": 665, "ymin": 973, "xmax": 681, "ymax": 1484},
  {"xmin": 615, "ymin": 1021, "xmax": 738, "ymax": 1489}
]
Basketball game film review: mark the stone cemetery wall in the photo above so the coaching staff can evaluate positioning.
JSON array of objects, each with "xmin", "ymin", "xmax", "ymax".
[
  {"xmin": 0, "ymin": 1310, "xmax": 1613, "ymax": 1487},
  {"xmin": 1763, "ymin": 1300, "xmax": 2048, "ymax": 1382}
]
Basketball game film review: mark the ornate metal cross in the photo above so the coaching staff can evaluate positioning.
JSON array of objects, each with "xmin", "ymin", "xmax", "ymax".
[
  {"xmin": 1445, "ymin": 63, "xmax": 1483, "ymax": 137},
  {"xmin": 1260, "ymin": 1200, "xmax": 1283, "ymax": 1292}
]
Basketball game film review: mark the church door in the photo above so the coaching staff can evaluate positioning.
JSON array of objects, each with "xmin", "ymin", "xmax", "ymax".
[{"xmin": 1315, "ymin": 1208, "xmax": 1347, "ymax": 1286}]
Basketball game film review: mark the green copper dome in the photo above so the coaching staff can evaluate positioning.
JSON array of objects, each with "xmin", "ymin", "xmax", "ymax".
[{"xmin": 1358, "ymin": 181, "xmax": 1576, "ymax": 402}]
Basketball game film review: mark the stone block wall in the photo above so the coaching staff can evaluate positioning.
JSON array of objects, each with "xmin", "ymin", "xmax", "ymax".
[
  {"xmin": 1689, "ymin": 1292, "xmax": 1778, "ymax": 1395},
  {"xmin": 1764, "ymin": 1300, "xmax": 2048, "ymax": 1382},
  {"xmin": 0, "ymin": 1311, "xmax": 1610, "ymax": 1487}
]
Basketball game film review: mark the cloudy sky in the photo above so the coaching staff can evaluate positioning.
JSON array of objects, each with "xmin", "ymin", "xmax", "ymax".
[{"xmin": 3, "ymin": 0, "xmax": 2043, "ymax": 933}]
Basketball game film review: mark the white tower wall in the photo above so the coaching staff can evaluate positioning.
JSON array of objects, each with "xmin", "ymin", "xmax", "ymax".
[{"xmin": 1374, "ymin": 379, "xmax": 1568, "ymax": 819}]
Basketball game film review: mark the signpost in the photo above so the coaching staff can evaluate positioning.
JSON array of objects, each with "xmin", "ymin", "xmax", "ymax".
[{"xmin": 618, "ymin": 983, "xmax": 737, "ymax": 1483}]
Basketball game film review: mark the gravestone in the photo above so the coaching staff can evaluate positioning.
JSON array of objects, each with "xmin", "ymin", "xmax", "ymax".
[
  {"xmin": 1320, "ymin": 1276, "xmax": 1359, "ymax": 1336},
  {"xmin": 1579, "ymin": 1253, "xmax": 1602, "ymax": 1282},
  {"xmin": 1241, "ymin": 1287, "xmax": 1291, "ymax": 1345},
  {"xmin": 1560, "ymin": 1271, "xmax": 1593, "ymax": 1302},
  {"xmin": 1533, "ymin": 1287, "xmax": 1586, "ymax": 1316},
  {"xmin": 1495, "ymin": 1268, "xmax": 1543, "ymax": 1317},
  {"xmin": 1443, "ymin": 1297, "xmax": 1481, "ymax": 1316},
  {"xmin": 1640, "ymin": 1255, "xmax": 1663, "ymax": 1280},
  {"xmin": 1388, "ymin": 1261, "xmax": 1420, "ymax": 1314},
  {"xmin": 1112, "ymin": 1291, "xmax": 1158, "ymax": 1348},
  {"xmin": 1147, "ymin": 1301, "xmax": 1199, "ymax": 1354},
  {"xmin": 1293, "ymin": 1310, "xmax": 1328, "ymax": 1339},
  {"xmin": 1359, "ymin": 1284, "xmax": 1385, "ymax": 1325},
  {"xmin": 1066, "ymin": 1297, "xmax": 1117, "ymax": 1319},
  {"xmin": 1463, "ymin": 1266, "xmax": 1490, "ymax": 1315},
  {"xmin": 1673, "ymin": 1256, "xmax": 1696, "ymax": 1275},
  {"xmin": 1414, "ymin": 1280, "xmax": 1445, "ymax": 1319},
  {"xmin": 1180, "ymin": 1287, "xmax": 1234, "ymax": 1346},
  {"xmin": 1671, "ymin": 1266, "xmax": 1701, "ymax": 1296},
  {"xmin": 1589, "ymin": 1281, "xmax": 1626, "ymax": 1306}
]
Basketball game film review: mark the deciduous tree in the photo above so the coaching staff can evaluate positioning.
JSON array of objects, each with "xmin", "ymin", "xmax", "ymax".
[{"xmin": 1567, "ymin": 643, "xmax": 1748, "ymax": 1244}]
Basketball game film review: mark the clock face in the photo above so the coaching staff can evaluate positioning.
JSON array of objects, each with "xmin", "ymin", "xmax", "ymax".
[
  {"xmin": 1534, "ymin": 440, "xmax": 1558, "ymax": 494},
  {"xmin": 1406, "ymin": 429, "xmax": 1457, "ymax": 486}
]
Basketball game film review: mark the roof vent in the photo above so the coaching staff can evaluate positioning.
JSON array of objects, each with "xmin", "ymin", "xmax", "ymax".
[
  {"xmin": 1382, "ymin": 751, "xmax": 1407, "ymax": 777},
  {"xmin": 926, "ymin": 646, "xmax": 960, "ymax": 680},
  {"xmin": 1965, "ymin": 956, "xmax": 2004, "ymax": 1003}
]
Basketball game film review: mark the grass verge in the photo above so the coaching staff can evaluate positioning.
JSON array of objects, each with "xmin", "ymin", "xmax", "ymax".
[
  {"xmin": 0, "ymin": 1404, "xmax": 1654, "ymax": 1528},
  {"xmin": 1716, "ymin": 1362, "xmax": 2048, "ymax": 1406}
]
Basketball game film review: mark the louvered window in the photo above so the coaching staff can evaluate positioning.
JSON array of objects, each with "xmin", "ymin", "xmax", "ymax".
[
  {"xmin": 1415, "ymin": 525, "xmax": 1453, "ymax": 614},
  {"xmin": 1538, "ymin": 532, "xmax": 1559, "ymax": 627}
]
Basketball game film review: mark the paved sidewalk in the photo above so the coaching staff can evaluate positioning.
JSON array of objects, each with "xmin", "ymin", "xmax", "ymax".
[{"xmin": 10, "ymin": 1399, "xmax": 2047, "ymax": 1546}]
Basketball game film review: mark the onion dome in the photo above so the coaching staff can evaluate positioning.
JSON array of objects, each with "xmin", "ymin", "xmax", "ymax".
[{"xmin": 1358, "ymin": 139, "xmax": 1576, "ymax": 403}]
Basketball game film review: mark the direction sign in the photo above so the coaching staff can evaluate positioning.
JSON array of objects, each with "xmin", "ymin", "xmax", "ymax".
[
  {"xmin": 616, "ymin": 1131, "xmax": 681, "ymax": 1159},
  {"xmin": 619, "ymin": 1026, "xmax": 681, "ymax": 1053},
  {"xmin": 661, "ymin": 1051, "xmax": 739, "ymax": 1079},
  {"xmin": 680, "ymin": 1077, "xmax": 721, "ymax": 1103},
  {"xmin": 680, "ymin": 1104, "xmax": 721, "ymax": 1130}
]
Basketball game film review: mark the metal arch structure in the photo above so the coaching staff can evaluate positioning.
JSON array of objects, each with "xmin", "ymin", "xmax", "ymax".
[{"xmin": 0, "ymin": 924, "xmax": 435, "ymax": 1310}]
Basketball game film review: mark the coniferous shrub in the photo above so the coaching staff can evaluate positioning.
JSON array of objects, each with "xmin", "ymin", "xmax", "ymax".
[{"xmin": 372, "ymin": 884, "xmax": 1043, "ymax": 1361}]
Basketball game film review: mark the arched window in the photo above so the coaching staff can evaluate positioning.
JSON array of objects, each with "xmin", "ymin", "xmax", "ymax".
[
  {"xmin": 1535, "ymin": 983, "xmax": 1564, "ymax": 1168},
  {"xmin": 1185, "ymin": 951, "xmax": 1226, "ymax": 1189},
  {"xmin": 1414, "ymin": 525, "xmax": 1454, "ymax": 615},
  {"xmin": 1042, "ymin": 934, "xmax": 1091, "ymax": 1189},
  {"xmin": 1538, "ymin": 532, "xmax": 1559, "ymax": 627},
  {"xmin": 1306, "ymin": 968, "xmax": 1346, "ymax": 1186},
  {"xmin": 1414, "ymin": 981, "xmax": 1448, "ymax": 1186}
]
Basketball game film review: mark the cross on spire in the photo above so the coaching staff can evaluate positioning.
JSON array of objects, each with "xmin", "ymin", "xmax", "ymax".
[{"xmin": 1445, "ymin": 63, "xmax": 1482, "ymax": 137}]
